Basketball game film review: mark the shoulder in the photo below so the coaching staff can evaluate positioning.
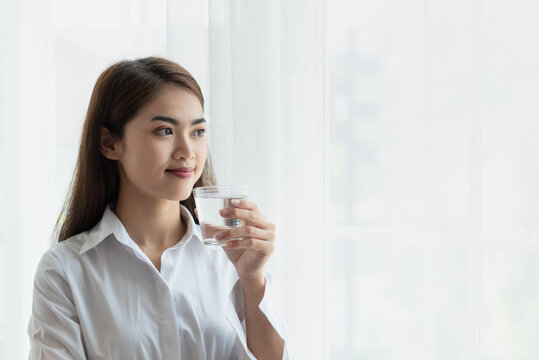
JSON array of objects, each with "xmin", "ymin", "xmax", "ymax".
[
  {"xmin": 34, "ymin": 229, "xmax": 99, "ymax": 281},
  {"xmin": 32, "ymin": 244, "xmax": 76, "ymax": 297}
]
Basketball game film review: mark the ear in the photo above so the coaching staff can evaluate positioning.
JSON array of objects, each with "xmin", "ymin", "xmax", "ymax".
[{"xmin": 100, "ymin": 127, "xmax": 122, "ymax": 160}]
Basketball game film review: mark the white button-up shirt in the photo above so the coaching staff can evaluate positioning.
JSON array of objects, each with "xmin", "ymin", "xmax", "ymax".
[{"xmin": 28, "ymin": 204, "xmax": 290, "ymax": 359}]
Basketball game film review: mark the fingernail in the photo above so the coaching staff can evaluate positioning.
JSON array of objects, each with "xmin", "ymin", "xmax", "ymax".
[
  {"xmin": 220, "ymin": 208, "xmax": 230, "ymax": 215},
  {"xmin": 231, "ymin": 199, "xmax": 240, "ymax": 205},
  {"xmin": 215, "ymin": 232, "xmax": 224, "ymax": 240}
]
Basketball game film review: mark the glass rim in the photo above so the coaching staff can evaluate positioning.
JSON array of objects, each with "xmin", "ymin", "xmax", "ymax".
[{"xmin": 193, "ymin": 184, "xmax": 248, "ymax": 197}]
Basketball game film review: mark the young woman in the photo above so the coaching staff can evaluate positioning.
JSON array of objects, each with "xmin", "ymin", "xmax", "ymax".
[{"xmin": 28, "ymin": 57, "xmax": 289, "ymax": 359}]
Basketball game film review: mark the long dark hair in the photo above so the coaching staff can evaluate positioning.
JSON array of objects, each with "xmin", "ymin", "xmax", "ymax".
[{"xmin": 56, "ymin": 57, "xmax": 216, "ymax": 242}]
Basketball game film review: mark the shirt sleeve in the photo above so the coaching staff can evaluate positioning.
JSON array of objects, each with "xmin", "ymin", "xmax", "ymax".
[
  {"xmin": 27, "ymin": 250, "xmax": 87, "ymax": 360},
  {"xmin": 225, "ymin": 272, "xmax": 292, "ymax": 360}
]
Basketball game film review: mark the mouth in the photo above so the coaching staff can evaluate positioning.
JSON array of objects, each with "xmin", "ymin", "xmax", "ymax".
[{"xmin": 165, "ymin": 167, "xmax": 194, "ymax": 179}]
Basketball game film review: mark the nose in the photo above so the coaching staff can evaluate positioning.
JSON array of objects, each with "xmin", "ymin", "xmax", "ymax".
[{"xmin": 172, "ymin": 133, "xmax": 195, "ymax": 161}]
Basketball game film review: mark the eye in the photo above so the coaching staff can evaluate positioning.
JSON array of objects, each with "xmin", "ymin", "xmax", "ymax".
[
  {"xmin": 193, "ymin": 128, "xmax": 206, "ymax": 137},
  {"xmin": 157, "ymin": 127, "xmax": 173, "ymax": 136}
]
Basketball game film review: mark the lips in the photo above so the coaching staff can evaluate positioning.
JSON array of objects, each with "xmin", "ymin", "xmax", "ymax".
[
  {"xmin": 167, "ymin": 167, "xmax": 193, "ymax": 172},
  {"xmin": 165, "ymin": 167, "xmax": 194, "ymax": 179}
]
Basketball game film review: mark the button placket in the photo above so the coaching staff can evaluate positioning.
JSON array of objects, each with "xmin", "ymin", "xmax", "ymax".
[{"xmin": 150, "ymin": 261, "xmax": 181, "ymax": 359}]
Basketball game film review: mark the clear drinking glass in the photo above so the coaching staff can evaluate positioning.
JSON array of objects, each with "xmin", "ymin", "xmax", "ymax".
[{"xmin": 193, "ymin": 185, "xmax": 248, "ymax": 246}]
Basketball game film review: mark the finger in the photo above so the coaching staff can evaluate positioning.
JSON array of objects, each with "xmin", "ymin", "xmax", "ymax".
[
  {"xmin": 215, "ymin": 225, "xmax": 275, "ymax": 242},
  {"xmin": 225, "ymin": 238, "xmax": 275, "ymax": 253},
  {"xmin": 230, "ymin": 198, "xmax": 261, "ymax": 214},
  {"xmin": 201, "ymin": 223, "xmax": 229, "ymax": 238},
  {"xmin": 219, "ymin": 207, "xmax": 274, "ymax": 229}
]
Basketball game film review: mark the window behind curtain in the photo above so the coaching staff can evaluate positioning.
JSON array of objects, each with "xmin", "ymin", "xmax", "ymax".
[{"xmin": 328, "ymin": 0, "xmax": 539, "ymax": 358}]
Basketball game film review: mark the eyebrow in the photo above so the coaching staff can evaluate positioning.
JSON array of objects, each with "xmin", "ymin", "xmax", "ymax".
[{"xmin": 151, "ymin": 116, "xmax": 206, "ymax": 126}]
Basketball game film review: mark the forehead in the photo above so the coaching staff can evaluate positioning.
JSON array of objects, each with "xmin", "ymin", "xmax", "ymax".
[{"xmin": 136, "ymin": 84, "xmax": 204, "ymax": 123}]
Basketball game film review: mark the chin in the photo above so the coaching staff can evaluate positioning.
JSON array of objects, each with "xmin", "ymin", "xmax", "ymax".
[{"xmin": 160, "ymin": 189, "xmax": 192, "ymax": 202}]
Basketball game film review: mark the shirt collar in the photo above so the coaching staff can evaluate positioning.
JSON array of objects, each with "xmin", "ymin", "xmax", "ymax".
[{"xmin": 79, "ymin": 203, "xmax": 203, "ymax": 255}]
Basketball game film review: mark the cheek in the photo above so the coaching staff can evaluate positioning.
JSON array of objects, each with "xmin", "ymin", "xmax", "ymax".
[
  {"xmin": 196, "ymin": 144, "xmax": 208, "ymax": 167},
  {"xmin": 125, "ymin": 140, "xmax": 165, "ymax": 172}
]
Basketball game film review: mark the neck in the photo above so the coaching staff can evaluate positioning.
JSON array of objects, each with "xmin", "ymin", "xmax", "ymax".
[{"xmin": 113, "ymin": 186, "xmax": 186, "ymax": 253}]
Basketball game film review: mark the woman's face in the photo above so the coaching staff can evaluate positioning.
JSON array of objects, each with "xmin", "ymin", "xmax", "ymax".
[{"xmin": 111, "ymin": 84, "xmax": 207, "ymax": 202}]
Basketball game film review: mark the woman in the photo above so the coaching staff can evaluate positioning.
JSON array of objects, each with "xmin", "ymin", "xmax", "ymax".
[{"xmin": 28, "ymin": 57, "xmax": 289, "ymax": 359}]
